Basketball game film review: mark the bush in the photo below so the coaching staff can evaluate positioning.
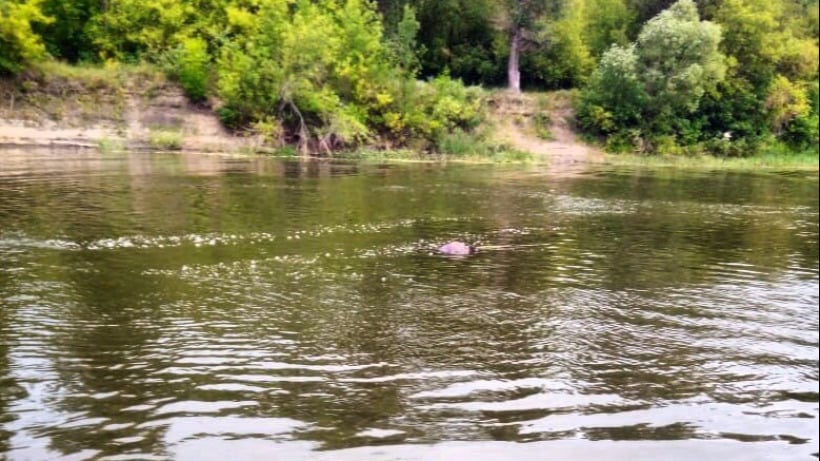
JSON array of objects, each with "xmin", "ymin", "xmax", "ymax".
[
  {"xmin": 434, "ymin": 128, "xmax": 530, "ymax": 162},
  {"xmin": 783, "ymin": 114, "xmax": 819, "ymax": 152},
  {"xmin": 148, "ymin": 129, "xmax": 182, "ymax": 150},
  {"xmin": 381, "ymin": 74, "xmax": 484, "ymax": 147},
  {"xmin": 0, "ymin": 0, "xmax": 52, "ymax": 74},
  {"xmin": 215, "ymin": 0, "xmax": 390, "ymax": 151},
  {"xmin": 578, "ymin": 0, "xmax": 725, "ymax": 153},
  {"xmin": 533, "ymin": 112, "xmax": 554, "ymax": 140},
  {"xmin": 703, "ymin": 137, "xmax": 761, "ymax": 157},
  {"xmin": 174, "ymin": 36, "xmax": 209, "ymax": 101},
  {"xmin": 605, "ymin": 129, "xmax": 643, "ymax": 153},
  {"xmin": 436, "ymin": 129, "xmax": 480, "ymax": 157},
  {"xmin": 217, "ymin": 106, "xmax": 242, "ymax": 130}
]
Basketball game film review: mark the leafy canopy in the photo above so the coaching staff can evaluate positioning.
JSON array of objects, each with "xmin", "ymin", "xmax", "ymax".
[
  {"xmin": 0, "ymin": 0, "xmax": 52, "ymax": 74},
  {"xmin": 578, "ymin": 0, "xmax": 725, "ymax": 151}
]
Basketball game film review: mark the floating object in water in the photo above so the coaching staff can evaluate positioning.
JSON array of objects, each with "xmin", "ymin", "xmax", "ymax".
[{"xmin": 437, "ymin": 241, "xmax": 477, "ymax": 255}]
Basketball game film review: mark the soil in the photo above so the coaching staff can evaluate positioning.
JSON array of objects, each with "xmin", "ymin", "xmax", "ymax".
[
  {"xmin": 1, "ymin": 75, "xmax": 601, "ymax": 165},
  {"xmin": 0, "ymin": 76, "xmax": 258, "ymax": 152},
  {"xmin": 487, "ymin": 91, "xmax": 603, "ymax": 168}
]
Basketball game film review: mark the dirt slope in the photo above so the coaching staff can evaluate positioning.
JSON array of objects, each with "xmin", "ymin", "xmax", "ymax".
[
  {"xmin": 0, "ymin": 70, "xmax": 255, "ymax": 152},
  {"xmin": 487, "ymin": 91, "xmax": 602, "ymax": 167}
]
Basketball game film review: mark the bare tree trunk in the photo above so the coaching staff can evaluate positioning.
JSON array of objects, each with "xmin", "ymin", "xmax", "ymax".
[
  {"xmin": 283, "ymin": 99, "xmax": 309, "ymax": 156},
  {"xmin": 508, "ymin": 26, "xmax": 522, "ymax": 93}
]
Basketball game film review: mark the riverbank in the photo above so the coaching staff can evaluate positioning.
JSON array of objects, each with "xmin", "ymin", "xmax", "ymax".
[
  {"xmin": 1, "ymin": 62, "xmax": 817, "ymax": 171},
  {"xmin": 0, "ymin": 62, "xmax": 260, "ymax": 153},
  {"xmin": 603, "ymin": 151, "xmax": 820, "ymax": 171},
  {"xmin": 0, "ymin": 62, "xmax": 596, "ymax": 165}
]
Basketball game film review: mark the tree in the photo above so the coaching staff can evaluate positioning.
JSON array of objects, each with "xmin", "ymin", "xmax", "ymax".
[
  {"xmin": 387, "ymin": 4, "xmax": 423, "ymax": 76},
  {"xmin": 87, "ymin": 0, "xmax": 225, "ymax": 61},
  {"xmin": 582, "ymin": 0, "xmax": 632, "ymax": 57},
  {"xmin": 500, "ymin": 0, "xmax": 555, "ymax": 92},
  {"xmin": 215, "ymin": 0, "xmax": 482, "ymax": 152},
  {"xmin": 174, "ymin": 36, "xmax": 210, "ymax": 101},
  {"xmin": 216, "ymin": 0, "xmax": 399, "ymax": 150},
  {"xmin": 523, "ymin": 0, "xmax": 594, "ymax": 89},
  {"xmin": 87, "ymin": 0, "xmax": 187, "ymax": 60},
  {"xmin": 375, "ymin": 0, "xmax": 406, "ymax": 33},
  {"xmin": 0, "ymin": 0, "xmax": 52, "ymax": 74},
  {"xmin": 577, "ymin": 45, "xmax": 647, "ymax": 135},
  {"xmin": 578, "ymin": 0, "xmax": 726, "ymax": 151},
  {"xmin": 765, "ymin": 75, "xmax": 811, "ymax": 135},
  {"xmin": 635, "ymin": 0, "xmax": 725, "ymax": 131},
  {"xmin": 624, "ymin": 0, "xmax": 676, "ymax": 36},
  {"xmin": 695, "ymin": 0, "xmax": 819, "ymax": 147},
  {"xmin": 411, "ymin": 0, "xmax": 502, "ymax": 84},
  {"xmin": 35, "ymin": 0, "xmax": 100, "ymax": 62}
]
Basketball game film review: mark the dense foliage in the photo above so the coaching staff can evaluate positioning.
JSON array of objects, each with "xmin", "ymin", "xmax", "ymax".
[
  {"xmin": 578, "ymin": 0, "xmax": 726, "ymax": 152},
  {"xmin": 0, "ymin": 0, "xmax": 52, "ymax": 74},
  {"xmin": 1, "ymin": 0, "xmax": 817, "ymax": 155},
  {"xmin": 577, "ymin": 0, "xmax": 818, "ymax": 154},
  {"xmin": 699, "ymin": 0, "xmax": 819, "ymax": 153}
]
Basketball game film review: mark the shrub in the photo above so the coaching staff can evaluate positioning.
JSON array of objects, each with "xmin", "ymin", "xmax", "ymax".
[
  {"xmin": 0, "ymin": 0, "xmax": 52, "ymax": 74},
  {"xmin": 578, "ymin": 0, "xmax": 726, "ymax": 153},
  {"xmin": 148, "ymin": 129, "xmax": 182, "ymax": 150},
  {"xmin": 175, "ymin": 36, "xmax": 209, "ymax": 101},
  {"xmin": 217, "ymin": 106, "xmax": 242, "ymax": 131},
  {"xmin": 436, "ymin": 129, "xmax": 479, "ymax": 157}
]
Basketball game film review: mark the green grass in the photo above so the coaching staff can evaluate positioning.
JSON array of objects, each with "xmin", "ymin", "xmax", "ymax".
[
  {"xmin": 98, "ymin": 136, "xmax": 127, "ymax": 153},
  {"xmin": 148, "ymin": 129, "xmax": 183, "ymax": 151},
  {"xmin": 2, "ymin": 60, "xmax": 169, "ymax": 127},
  {"xmin": 435, "ymin": 128, "xmax": 533, "ymax": 163},
  {"xmin": 346, "ymin": 149, "xmax": 432, "ymax": 162},
  {"xmin": 534, "ymin": 89, "xmax": 577, "ymax": 112},
  {"xmin": 479, "ymin": 148, "xmax": 533, "ymax": 163},
  {"xmin": 603, "ymin": 151, "xmax": 819, "ymax": 171},
  {"xmin": 532, "ymin": 112, "xmax": 554, "ymax": 140},
  {"xmin": 32, "ymin": 60, "xmax": 167, "ymax": 92},
  {"xmin": 342, "ymin": 146, "xmax": 533, "ymax": 164}
]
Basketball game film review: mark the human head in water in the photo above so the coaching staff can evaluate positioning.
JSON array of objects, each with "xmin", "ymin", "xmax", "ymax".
[{"xmin": 437, "ymin": 241, "xmax": 477, "ymax": 255}]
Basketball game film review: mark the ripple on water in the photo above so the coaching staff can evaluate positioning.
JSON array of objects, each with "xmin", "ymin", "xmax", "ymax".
[
  {"xmin": 1, "ymin": 159, "xmax": 817, "ymax": 461},
  {"xmin": 2, "ymin": 216, "xmax": 477, "ymax": 254},
  {"xmin": 140, "ymin": 416, "xmax": 308, "ymax": 445}
]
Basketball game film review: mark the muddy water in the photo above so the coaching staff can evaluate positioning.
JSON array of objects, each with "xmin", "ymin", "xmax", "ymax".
[{"xmin": 0, "ymin": 149, "xmax": 817, "ymax": 460}]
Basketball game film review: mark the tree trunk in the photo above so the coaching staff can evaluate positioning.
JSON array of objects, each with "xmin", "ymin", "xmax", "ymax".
[{"xmin": 508, "ymin": 26, "xmax": 522, "ymax": 93}]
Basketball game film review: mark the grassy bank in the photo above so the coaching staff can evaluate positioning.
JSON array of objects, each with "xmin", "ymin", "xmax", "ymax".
[
  {"xmin": 2, "ymin": 62, "xmax": 817, "ymax": 169},
  {"xmin": 343, "ymin": 148, "xmax": 533, "ymax": 164},
  {"xmin": 0, "ymin": 61, "xmax": 167, "ymax": 125},
  {"xmin": 0, "ymin": 62, "xmax": 537, "ymax": 162},
  {"xmin": 602, "ymin": 151, "xmax": 819, "ymax": 171},
  {"xmin": 0, "ymin": 61, "xmax": 254, "ymax": 152}
]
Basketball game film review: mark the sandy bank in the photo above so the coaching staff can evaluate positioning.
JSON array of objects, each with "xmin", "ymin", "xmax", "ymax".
[
  {"xmin": 0, "ymin": 71, "xmax": 258, "ymax": 153},
  {"xmin": 1, "ymin": 69, "xmax": 600, "ymax": 167}
]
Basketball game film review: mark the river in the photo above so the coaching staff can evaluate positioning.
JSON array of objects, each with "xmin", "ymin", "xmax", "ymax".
[{"xmin": 0, "ymin": 149, "xmax": 817, "ymax": 460}]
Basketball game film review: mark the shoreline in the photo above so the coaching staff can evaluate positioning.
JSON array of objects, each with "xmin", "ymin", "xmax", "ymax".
[
  {"xmin": 0, "ymin": 95, "xmax": 261, "ymax": 154},
  {"xmin": 1, "ymin": 69, "xmax": 816, "ymax": 171},
  {"xmin": 2, "ymin": 122, "xmax": 817, "ymax": 172}
]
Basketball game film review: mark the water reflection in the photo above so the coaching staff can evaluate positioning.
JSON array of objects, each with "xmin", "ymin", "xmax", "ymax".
[{"xmin": 0, "ymin": 149, "xmax": 817, "ymax": 460}]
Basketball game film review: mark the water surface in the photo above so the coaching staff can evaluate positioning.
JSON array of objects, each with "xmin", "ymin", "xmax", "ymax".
[{"xmin": 0, "ymin": 149, "xmax": 817, "ymax": 460}]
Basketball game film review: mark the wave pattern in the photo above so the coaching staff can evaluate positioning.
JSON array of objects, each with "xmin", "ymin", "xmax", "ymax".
[{"xmin": 0, "ymin": 155, "xmax": 817, "ymax": 460}]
